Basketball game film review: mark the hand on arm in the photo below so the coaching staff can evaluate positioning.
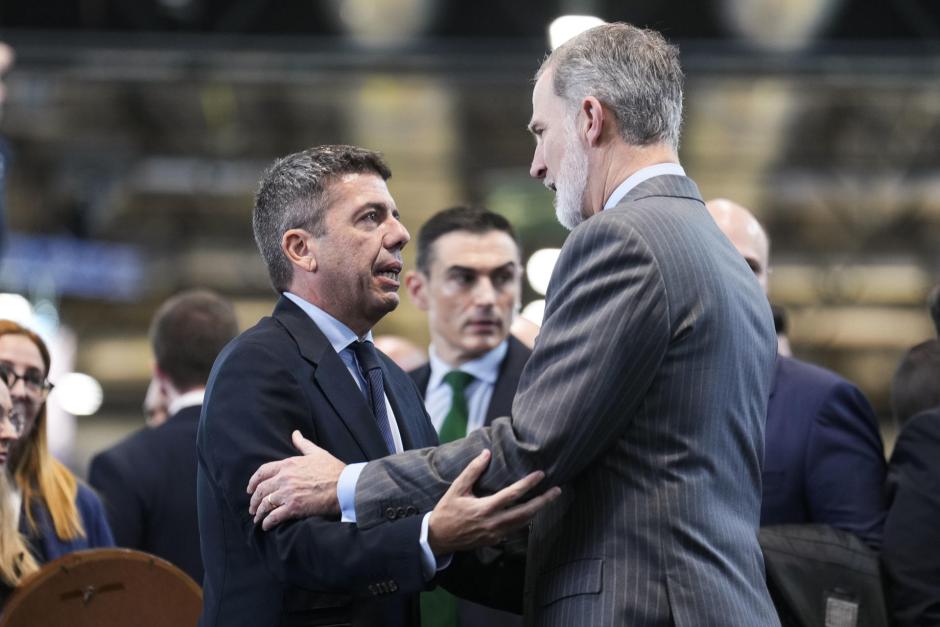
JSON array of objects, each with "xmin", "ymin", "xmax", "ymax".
[
  {"xmin": 248, "ymin": 430, "xmax": 346, "ymax": 530},
  {"xmin": 427, "ymin": 449, "xmax": 561, "ymax": 555},
  {"xmin": 248, "ymin": 433, "xmax": 560, "ymax": 550}
]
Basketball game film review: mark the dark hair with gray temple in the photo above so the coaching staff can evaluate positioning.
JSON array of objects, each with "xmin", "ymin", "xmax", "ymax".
[{"xmin": 252, "ymin": 145, "xmax": 392, "ymax": 293}]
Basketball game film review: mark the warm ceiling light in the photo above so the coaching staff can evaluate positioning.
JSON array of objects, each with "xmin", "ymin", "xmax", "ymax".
[
  {"xmin": 548, "ymin": 15, "xmax": 606, "ymax": 50},
  {"xmin": 526, "ymin": 248, "xmax": 561, "ymax": 296},
  {"xmin": 53, "ymin": 372, "xmax": 104, "ymax": 416}
]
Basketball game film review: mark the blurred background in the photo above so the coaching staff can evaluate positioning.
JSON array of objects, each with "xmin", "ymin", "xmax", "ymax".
[{"xmin": 0, "ymin": 0, "xmax": 938, "ymax": 476}]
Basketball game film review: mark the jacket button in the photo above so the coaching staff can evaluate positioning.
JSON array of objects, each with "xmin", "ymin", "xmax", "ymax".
[
  {"xmin": 388, "ymin": 580, "xmax": 398, "ymax": 592},
  {"xmin": 396, "ymin": 506, "xmax": 407, "ymax": 518},
  {"xmin": 405, "ymin": 506, "xmax": 417, "ymax": 516},
  {"xmin": 368, "ymin": 584, "xmax": 378, "ymax": 596},
  {"xmin": 385, "ymin": 507, "xmax": 398, "ymax": 520}
]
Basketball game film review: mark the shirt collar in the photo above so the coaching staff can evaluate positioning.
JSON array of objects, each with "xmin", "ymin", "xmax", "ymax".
[
  {"xmin": 168, "ymin": 388, "xmax": 205, "ymax": 417},
  {"xmin": 283, "ymin": 291, "xmax": 373, "ymax": 355},
  {"xmin": 427, "ymin": 339, "xmax": 508, "ymax": 391},
  {"xmin": 603, "ymin": 163, "xmax": 686, "ymax": 210}
]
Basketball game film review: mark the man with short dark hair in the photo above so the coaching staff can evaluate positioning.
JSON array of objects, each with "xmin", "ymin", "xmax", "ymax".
[
  {"xmin": 198, "ymin": 145, "xmax": 553, "ymax": 627},
  {"xmin": 406, "ymin": 206, "xmax": 529, "ymax": 627},
  {"xmin": 89, "ymin": 289, "xmax": 239, "ymax": 583},
  {"xmin": 249, "ymin": 25, "xmax": 781, "ymax": 626}
]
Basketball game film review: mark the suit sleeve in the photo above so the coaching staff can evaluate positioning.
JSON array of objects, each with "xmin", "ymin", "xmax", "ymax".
[
  {"xmin": 354, "ymin": 213, "xmax": 670, "ymax": 528},
  {"xmin": 804, "ymin": 379, "xmax": 887, "ymax": 549},
  {"xmin": 198, "ymin": 337, "xmax": 427, "ymax": 597},
  {"xmin": 88, "ymin": 451, "xmax": 145, "ymax": 549}
]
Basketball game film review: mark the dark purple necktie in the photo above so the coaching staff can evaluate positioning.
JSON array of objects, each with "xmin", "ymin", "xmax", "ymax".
[{"xmin": 351, "ymin": 340, "xmax": 396, "ymax": 454}]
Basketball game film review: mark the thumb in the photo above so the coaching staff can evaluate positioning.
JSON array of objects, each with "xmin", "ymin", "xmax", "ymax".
[{"xmin": 292, "ymin": 429, "xmax": 318, "ymax": 455}]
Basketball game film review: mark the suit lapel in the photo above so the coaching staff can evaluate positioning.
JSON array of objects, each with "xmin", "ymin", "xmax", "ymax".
[
  {"xmin": 409, "ymin": 363, "xmax": 431, "ymax": 399},
  {"xmin": 272, "ymin": 297, "xmax": 391, "ymax": 460},
  {"xmin": 383, "ymin": 358, "xmax": 438, "ymax": 450},
  {"xmin": 485, "ymin": 336, "xmax": 531, "ymax": 425}
]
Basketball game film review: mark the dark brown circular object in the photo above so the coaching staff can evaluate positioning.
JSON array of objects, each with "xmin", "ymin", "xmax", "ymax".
[{"xmin": 0, "ymin": 548, "xmax": 201, "ymax": 627}]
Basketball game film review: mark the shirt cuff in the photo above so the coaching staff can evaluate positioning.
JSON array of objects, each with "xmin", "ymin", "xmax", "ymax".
[
  {"xmin": 338, "ymin": 462, "xmax": 366, "ymax": 523},
  {"xmin": 419, "ymin": 512, "xmax": 453, "ymax": 580}
]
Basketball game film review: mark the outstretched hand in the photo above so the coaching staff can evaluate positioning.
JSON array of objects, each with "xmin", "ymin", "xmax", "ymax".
[
  {"xmin": 247, "ymin": 430, "xmax": 346, "ymax": 530},
  {"xmin": 427, "ymin": 449, "xmax": 561, "ymax": 555}
]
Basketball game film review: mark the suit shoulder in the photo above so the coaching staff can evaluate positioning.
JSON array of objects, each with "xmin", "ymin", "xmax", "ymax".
[
  {"xmin": 777, "ymin": 356, "xmax": 857, "ymax": 394},
  {"xmin": 91, "ymin": 426, "xmax": 155, "ymax": 471}
]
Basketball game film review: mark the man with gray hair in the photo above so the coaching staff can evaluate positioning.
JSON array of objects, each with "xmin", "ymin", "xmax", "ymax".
[{"xmin": 249, "ymin": 25, "xmax": 780, "ymax": 626}]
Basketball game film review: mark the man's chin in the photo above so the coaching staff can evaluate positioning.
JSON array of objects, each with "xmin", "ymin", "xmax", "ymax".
[{"xmin": 554, "ymin": 202, "xmax": 584, "ymax": 231}]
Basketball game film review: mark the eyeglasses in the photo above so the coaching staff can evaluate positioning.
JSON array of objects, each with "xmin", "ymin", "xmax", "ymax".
[
  {"xmin": 0, "ymin": 407, "xmax": 24, "ymax": 437},
  {"xmin": 0, "ymin": 362, "xmax": 54, "ymax": 398}
]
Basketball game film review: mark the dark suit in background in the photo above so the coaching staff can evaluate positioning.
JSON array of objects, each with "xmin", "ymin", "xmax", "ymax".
[
  {"xmin": 762, "ymin": 355, "xmax": 887, "ymax": 548},
  {"xmin": 198, "ymin": 297, "xmax": 439, "ymax": 627},
  {"xmin": 882, "ymin": 407, "xmax": 940, "ymax": 627},
  {"xmin": 410, "ymin": 335, "xmax": 531, "ymax": 627},
  {"xmin": 409, "ymin": 336, "xmax": 530, "ymax": 432},
  {"xmin": 89, "ymin": 404, "xmax": 203, "ymax": 582},
  {"xmin": 354, "ymin": 175, "xmax": 781, "ymax": 626}
]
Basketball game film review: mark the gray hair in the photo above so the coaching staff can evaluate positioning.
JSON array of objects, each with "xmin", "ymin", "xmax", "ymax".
[
  {"xmin": 538, "ymin": 23, "xmax": 684, "ymax": 150},
  {"xmin": 252, "ymin": 145, "xmax": 392, "ymax": 293}
]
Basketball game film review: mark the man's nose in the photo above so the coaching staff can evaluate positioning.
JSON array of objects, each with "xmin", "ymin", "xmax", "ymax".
[
  {"xmin": 473, "ymin": 277, "xmax": 497, "ymax": 306},
  {"xmin": 385, "ymin": 217, "xmax": 410, "ymax": 250},
  {"xmin": 530, "ymin": 145, "xmax": 547, "ymax": 180}
]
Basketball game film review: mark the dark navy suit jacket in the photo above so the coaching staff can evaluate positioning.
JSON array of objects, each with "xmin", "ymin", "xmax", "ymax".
[
  {"xmin": 762, "ymin": 355, "xmax": 887, "ymax": 548},
  {"xmin": 409, "ymin": 336, "xmax": 531, "ymax": 626},
  {"xmin": 89, "ymin": 404, "xmax": 203, "ymax": 583},
  {"xmin": 882, "ymin": 407, "xmax": 940, "ymax": 627},
  {"xmin": 197, "ymin": 297, "xmax": 439, "ymax": 627}
]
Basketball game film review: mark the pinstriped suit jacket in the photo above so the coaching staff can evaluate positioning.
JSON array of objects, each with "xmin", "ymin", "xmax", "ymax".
[{"xmin": 354, "ymin": 175, "xmax": 781, "ymax": 626}]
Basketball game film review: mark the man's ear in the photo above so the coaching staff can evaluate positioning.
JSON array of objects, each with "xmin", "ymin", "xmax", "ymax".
[
  {"xmin": 282, "ymin": 228, "xmax": 317, "ymax": 274},
  {"xmin": 405, "ymin": 270, "xmax": 430, "ymax": 311},
  {"xmin": 581, "ymin": 96, "xmax": 607, "ymax": 147}
]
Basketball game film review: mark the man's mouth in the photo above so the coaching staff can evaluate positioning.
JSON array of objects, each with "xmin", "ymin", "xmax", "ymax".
[
  {"xmin": 546, "ymin": 182, "xmax": 557, "ymax": 192},
  {"xmin": 466, "ymin": 319, "xmax": 500, "ymax": 331},
  {"xmin": 375, "ymin": 261, "xmax": 403, "ymax": 286}
]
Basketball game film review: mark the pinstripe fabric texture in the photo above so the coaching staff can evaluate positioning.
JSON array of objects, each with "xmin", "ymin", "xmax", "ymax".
[{"xmin": 356, "ymin": 175, "xmax": 781, "ymax": 626}]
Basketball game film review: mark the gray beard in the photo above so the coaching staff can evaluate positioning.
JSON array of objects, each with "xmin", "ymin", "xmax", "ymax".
[{"xmin": 553, "ymin": 135, "xmax": 589, "ymax": 231}]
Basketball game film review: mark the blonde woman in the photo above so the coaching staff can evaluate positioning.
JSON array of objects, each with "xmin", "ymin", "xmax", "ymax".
[
  {"xmin": 0, "ymin": 320, "xmax": 113, "ymax": 562},
  {"xmin": 0, "ymin": 378, "xmax": 37, "ymax": 607}
]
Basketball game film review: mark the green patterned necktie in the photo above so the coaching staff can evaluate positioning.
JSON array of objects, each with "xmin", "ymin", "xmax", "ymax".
[
  {"xmin": 438, "ymin": 370, "xmax": 474, "ymax": 444},
  {"xmin": 421, "ymin": 369, "xmax": 474, "ymax": 627}
]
